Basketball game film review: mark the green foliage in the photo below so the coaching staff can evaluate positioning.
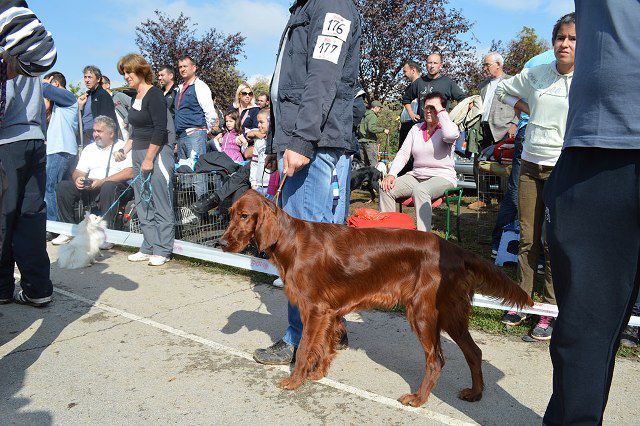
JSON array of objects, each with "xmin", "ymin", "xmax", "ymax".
[
  {"xmin": 251, "ymin": 76, "xmax": 271, "ymax": 99},
  {"xmin": 68, "ymin": 82, "xmax": 83, "ymax": 97}
]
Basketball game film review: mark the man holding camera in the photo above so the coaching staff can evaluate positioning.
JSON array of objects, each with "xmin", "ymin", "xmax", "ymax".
[{"xmin": 52, "ymin": 116, "xmax": 133, "ymax": 247}]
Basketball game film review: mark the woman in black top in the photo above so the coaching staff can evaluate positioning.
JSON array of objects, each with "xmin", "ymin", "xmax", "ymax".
[
  {"xmin": 234, "ymin": 82, "xmax": 262, "ymax": 158},
  {"xmin": 114, "ymin": 53, "xmax": 174, "ymax": 266}
]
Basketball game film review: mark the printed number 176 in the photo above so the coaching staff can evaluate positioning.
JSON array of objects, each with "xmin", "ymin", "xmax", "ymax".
[{"xmin": 327, "ymin": 19, "xmax": 344, "ymax": 34}]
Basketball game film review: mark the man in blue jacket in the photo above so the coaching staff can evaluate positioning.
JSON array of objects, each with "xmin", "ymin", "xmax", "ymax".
[
  {"xmin": 254, "ymin": 0, "xmax": 362, "ymax": 365},
  {"xmin": 42, "ymin": 71, "xmax": 78, "ymax": 233}
]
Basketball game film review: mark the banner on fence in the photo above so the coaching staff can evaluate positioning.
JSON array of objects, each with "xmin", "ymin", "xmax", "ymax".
[{"xmin": 46, "ymin": 221, "xmax": 640, "ymax": 327}]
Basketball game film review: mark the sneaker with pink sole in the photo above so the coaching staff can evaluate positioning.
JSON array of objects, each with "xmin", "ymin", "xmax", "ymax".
[{"xmin": 530, "ymin": 315, "xmax": 554, "ymax": 340}]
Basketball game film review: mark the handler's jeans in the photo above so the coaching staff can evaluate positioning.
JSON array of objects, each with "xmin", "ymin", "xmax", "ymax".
[
  {"xmin": 277, "ymin": 148, "xmax": 346, "ymax": 347},
  {"xmin": 0, "ymin": 140, "xmax": 53, "ymax": 302}
]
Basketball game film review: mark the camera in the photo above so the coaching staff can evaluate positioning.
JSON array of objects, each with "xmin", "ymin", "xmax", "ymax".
[{"xmin": 83, "ymin": 177, "xmax": 93, "ymax": 189}]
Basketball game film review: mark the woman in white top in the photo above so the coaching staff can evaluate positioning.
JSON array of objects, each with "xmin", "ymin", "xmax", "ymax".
[{"xmin": 494, "ymin": 13, "xmax": 575, "ymax": 340}]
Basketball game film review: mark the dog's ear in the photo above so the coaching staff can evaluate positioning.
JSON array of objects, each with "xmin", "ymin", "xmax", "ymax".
[{"xmin": 254, "ymin": 197, "xmax": 279, "ymax": 251}]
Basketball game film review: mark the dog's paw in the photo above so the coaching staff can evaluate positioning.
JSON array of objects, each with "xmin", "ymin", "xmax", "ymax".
[
  {"xmin": 458, "ymin": 388, "xmax": 483, "ymax": 402},
  {"xmin": 308, "ymin": 369, "xmax": 326, "ymax": 381},
  {"xmin": 398, "ymin": 393, "xmax": 427, "ymax": 407},
  {"xmin": 278, "ymin": 376, "xmax": 304, "ymax": 390}
]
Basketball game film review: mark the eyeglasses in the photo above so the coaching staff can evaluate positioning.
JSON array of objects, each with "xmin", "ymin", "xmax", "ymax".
[
  {"xmin": 240, "ymin": 91, "xmax": 253, "ymax": 96},
  {"xmin": 482, "ymin": 62, "xmax": 496, "ymax": 68}
]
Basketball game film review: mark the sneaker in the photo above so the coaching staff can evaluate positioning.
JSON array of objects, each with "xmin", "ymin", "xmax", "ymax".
[
  {"xmin": 253, "ymin": 339, "xmax": 296, "ymax": 365},
  {"xmin": 99, "ymin": 241, "xmax": 114, "ymax": 250},
  {"xmin": 491, "ymin": 249, "xmax": 498, "ymax": 259},
  {"xmin": 537, "ymin": 263, "xmax": 545, "ymax": 275},
  {"xmin": 501, "ymin": 310, "xmax": 527, "ymax": 326},
  {"xmin": 621, "ymin": 325, "xmax": 640, "ymax": 348},
  {"xmin": 128, "ymin": 252, "xmax": 151, "ymax": 262},
  {"xmin": 191, "ymin": 194, "xmax": 220, "ymax": 215},
  {"xmin": 272, "ymin": 278, "xmax": 284, "ymax": 288},
  {"xmin": 148, "ymin": 255, "xmax": 169, "ymax": 266},
  {"xmin": 51, "ymin": 234, "xmax": 73, "ymax": 245},
  {"xmin": 13, "ymin": 290, "xmax": 51, "ymax": 307},
  {"xmin": 530, "ymin": 316, "xmax": 554, "ymax": 341},
  {"xmin": 46, "ymin": 232, "xmax": 58, "ymax": 242}
]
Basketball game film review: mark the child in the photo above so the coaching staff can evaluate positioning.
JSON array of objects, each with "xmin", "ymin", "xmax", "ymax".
[
  {"xmin": 214, "ymin": 110, "xmax": 244, "ymax": 162},
  {"xmin": 250, "ymin": 109, "xmax": 272, "ymax": 198}
]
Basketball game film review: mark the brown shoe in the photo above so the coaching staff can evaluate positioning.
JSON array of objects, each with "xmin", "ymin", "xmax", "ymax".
[{"xmin": 468, "ymin": 200, "xmax": 487, "ymax": 210}]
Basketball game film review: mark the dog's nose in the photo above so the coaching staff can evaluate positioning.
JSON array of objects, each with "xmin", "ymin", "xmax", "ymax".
[{"xmin": 219, "ymin": 238, "xmax": 229, "ymax": 250}]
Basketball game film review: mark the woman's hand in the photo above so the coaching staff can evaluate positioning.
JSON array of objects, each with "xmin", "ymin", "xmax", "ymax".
[
  {"xmin": 424, "ymin": 98, "xmax": 444, "ymax": 114},
  {"xmin": 380, "ymin": 175, "xmax": 396, "ymax": 192},
  {"xmin": 141, "ymin": 159, "xmax": 154, "ymax": 174}
]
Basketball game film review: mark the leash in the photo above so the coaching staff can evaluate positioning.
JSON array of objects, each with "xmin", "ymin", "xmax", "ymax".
[
  {"xmin": 100, "ymin": 172, "xmax": 152, "ymax": 219},
  {"xmin": 273, "ymin": 171, "xmax": 287, "ymax": 207}
]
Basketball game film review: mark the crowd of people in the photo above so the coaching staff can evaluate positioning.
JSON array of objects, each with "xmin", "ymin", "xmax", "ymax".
[{"xmin": 1, "ymin": 0, "xmax": 639, "ymax": 424}]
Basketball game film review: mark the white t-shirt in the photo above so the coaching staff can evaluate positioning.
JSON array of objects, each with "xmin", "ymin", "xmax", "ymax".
[{"xmin": 76, "ymin": 140, "xmax": 133, "ymax": 180}]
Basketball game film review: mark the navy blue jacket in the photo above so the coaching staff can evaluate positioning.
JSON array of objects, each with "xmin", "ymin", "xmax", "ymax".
[{"xmin": 267, "ymin": 0, "xmax": 362, "ymax": 157}]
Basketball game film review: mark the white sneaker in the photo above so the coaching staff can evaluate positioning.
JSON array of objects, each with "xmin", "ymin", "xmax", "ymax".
[
  {"xmin": 272, "ymin": 278, "xmax": 284, "ymax": 288},
  {"xmin": 51, "ymin": 234, "xmax": 73, "ymax": 245},
  {"xmin": 128, "ymin": 252, "xmax": 151, "ymax": 262},
  {"xmin": 148, "ymin": 255, "xmax": 169, "ymax": 266},
  {"xmin": 99, "ymin": 241, "xmax": 114, "ymax": 250}
]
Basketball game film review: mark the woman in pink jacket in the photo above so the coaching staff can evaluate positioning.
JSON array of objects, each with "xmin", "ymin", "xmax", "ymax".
[{"xmin": 379, "ymin": 92, "xmax": 459, "ymax": 231}]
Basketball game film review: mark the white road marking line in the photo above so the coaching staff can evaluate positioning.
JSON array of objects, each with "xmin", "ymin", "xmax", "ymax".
[{"xmin": 53, "ymin": 287, "xmax": 474, "ymax": 426}]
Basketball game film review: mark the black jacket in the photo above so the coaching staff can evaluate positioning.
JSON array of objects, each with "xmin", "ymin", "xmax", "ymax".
[
  {"xmin": 267, "ymin": 0, "xmax": 362, "ymax": 158},
  {"xmin": 88, "ymin": 84, "xmax": 118, "ymax": 132}
]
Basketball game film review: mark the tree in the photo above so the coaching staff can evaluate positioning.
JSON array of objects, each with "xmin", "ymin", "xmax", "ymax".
[
  {"xmin": 135, "ymin": 11, "xmax": 246, "ymax": 108},
  {"xmin": 250, "ymin": 76, "xmax": 271, "ymax": 99},
  {"xmin": 502, "ymin": 27, "xmax": 550, "ymax": 76},
  {"xmin": 357, "ymin": 0, "xmax": 475, "ymax": 102}
]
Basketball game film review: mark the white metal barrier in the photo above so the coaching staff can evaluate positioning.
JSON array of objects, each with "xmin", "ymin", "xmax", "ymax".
[{"xmin": 46, "ymin": 220, "xmax": 640, "ymax": 327}]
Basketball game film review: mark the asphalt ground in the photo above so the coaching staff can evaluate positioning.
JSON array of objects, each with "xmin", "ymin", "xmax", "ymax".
[{"xmin": 1, "ymin": 245, "xmax": 638, "ymax": 425}]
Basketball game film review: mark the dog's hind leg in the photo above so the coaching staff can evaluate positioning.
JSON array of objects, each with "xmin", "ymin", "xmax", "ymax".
[
  {"xmin": 398, "ymin": 305, "xmax": 444, "ymax": 407},
  {"xmin": 445, "ymin": 324, "xmax": 484, "ymax": 402},
  {"xmin": 279, "ymin": 308, "xmax": 331, "ymax": 390}
]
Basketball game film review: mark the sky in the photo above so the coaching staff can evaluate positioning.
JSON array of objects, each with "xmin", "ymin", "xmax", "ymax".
[{"xmin": 29, "ymin": 0, "xmax": 574, "ymax": 89}]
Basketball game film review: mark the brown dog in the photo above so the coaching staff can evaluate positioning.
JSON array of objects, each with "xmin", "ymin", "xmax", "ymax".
[{"xmin": 220, "ymin": 190, "xmax": 533, "ymax": 407}]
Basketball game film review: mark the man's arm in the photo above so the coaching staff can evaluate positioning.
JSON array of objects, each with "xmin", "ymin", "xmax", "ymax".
[
  {"xmin": 105, "ymin": 167, "xmax": 133, "ymax": 183},
  {"xmin": 289, "ymin": 0, "xmax": 359, "ymax": 159},
  {"xmin": 401, "ymin": 81, "xmax": 420, "ymax": 122},
  {"xmin": 194, "ymin": 79, "xmax": 216, "ymax": 131},
  {"xmin": 42, "ymin": 83, "xmax": 76, "ymax": 108},
  {"xmin": 367, "ymin": 113, "xmax": 386, "ymax": 134},
  {"xmin": 0, "ymin": 1, "xmax": 56, "ymax": 77}
]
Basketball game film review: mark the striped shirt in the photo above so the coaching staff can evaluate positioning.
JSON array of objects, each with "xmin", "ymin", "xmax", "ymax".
[{"xmin": 0, "ymin": 1, "xmax": 56, "ymax": 76}]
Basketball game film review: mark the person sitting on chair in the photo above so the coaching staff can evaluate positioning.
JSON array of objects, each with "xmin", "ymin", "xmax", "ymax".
[
  {"xmin": 52, "ymin": 116, "xmax": 133, "ymax": 247},
  {"xmin": 379, "ymin": 92, "xmax": 459, "ymax": 232}
]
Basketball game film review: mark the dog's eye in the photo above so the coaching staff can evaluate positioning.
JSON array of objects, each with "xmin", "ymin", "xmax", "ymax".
[{"xmin": 240, "ymin": 214, "xmax": 249, "ymax": 220}]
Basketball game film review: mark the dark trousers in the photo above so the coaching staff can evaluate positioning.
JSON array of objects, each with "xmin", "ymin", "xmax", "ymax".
[
  {"xmin": 217, "ymin": 163, "xmax": 251, "ymax": 214},
  {"xmin": 491, "ymin": 126, "xmax": 525, "ymax": 249},
  {"xmin": 56, "ymin": 179, "xmax": 124, "ymax": 228},
  {"xmin": 543, "ymin": 148, "xmax": 640, "ymax": 425},
  {"xmin": 398, "ymin": 121, "xmax": 416, "ymax": 176},
  {"xmin": 0, "ymin": 140, "xmax": 52, "ymax": 300}
]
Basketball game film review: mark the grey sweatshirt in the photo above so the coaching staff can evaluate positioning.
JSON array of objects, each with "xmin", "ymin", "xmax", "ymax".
[{"xmin": 0, "ymin": 75, "xmax": 46, "ymax": 144}]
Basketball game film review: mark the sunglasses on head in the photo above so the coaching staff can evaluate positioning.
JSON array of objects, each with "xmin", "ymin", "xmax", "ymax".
[{"xmin": 241, "ymin": 91, "xmax": 253, "ymax": 96}]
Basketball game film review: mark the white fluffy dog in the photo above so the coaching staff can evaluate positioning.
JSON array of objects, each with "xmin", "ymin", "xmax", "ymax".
[{"xmin": 58, "ymin": 213, "xmax": 107, "ymax": 269}]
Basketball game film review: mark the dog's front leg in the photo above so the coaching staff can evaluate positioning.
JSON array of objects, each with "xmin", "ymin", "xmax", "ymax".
[{"xmin": 278, "ymin": 310, "xmax": 330, "ymax": 390}]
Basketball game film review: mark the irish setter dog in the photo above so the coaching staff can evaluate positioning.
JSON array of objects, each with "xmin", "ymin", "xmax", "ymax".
[{"xmin": 220, "ymin": 190, "xmax": 533, "ymax": 407}]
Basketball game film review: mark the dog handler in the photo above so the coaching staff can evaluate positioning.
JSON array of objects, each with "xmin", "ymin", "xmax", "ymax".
[{"xmin": 253, "ymin": 0, "xmax": 362, "ymax": 365}]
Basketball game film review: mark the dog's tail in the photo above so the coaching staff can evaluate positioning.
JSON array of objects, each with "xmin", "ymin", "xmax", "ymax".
[{"xmin": 464, "ymin": 253, "xmax": 533, "ymax": 309}]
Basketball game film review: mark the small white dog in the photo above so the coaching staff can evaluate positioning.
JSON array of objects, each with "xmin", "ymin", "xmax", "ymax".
[{"xmin": 58, "ymin": 213, "xmax": 107, "ymax": 269}]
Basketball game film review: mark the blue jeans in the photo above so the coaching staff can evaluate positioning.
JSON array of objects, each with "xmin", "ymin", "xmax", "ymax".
[
  {"xmin": 177, "ymin": 130, "xmax": 207, "ymax": 197},
  {"xmin": 333, "ymin": 154, "xmax": 352, "ymax": 225},
  {"xmin": 278, "ymin": 147, "xmax": 346, "ymax": 347},
  {"xmin": 491, "ymin": 126, "xmax": 525, "ymax": 249},
  {"xmin": 45, "ymin": 152, "xmax": 76, "ymax": 221}
]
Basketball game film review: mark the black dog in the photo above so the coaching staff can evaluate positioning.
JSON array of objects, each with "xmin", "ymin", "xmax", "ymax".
[{"xmin": 350, "ymin": 167, "xmax": 383, "ymax": 203}]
